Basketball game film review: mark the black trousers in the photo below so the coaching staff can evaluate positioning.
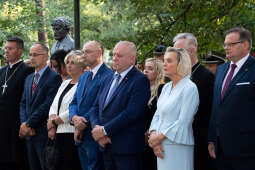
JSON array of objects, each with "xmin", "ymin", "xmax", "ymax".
[
  {"xmin": 0, "ymin": 162, "xmax": 29, "ymax": 170},
  {"xmin": 216, "ymin": 138, "xmax": 255, "ymax": 170},
  {"xmin": 54, "ymin": 133, "xmax": 82, "ymax": 170},
  {"xmin": 142, "ymin": 145, "xmax": 157, "ymax": 170},
  {"xmin": 103, "ymin": 151, "xmax": 142, "ymax": 170}
]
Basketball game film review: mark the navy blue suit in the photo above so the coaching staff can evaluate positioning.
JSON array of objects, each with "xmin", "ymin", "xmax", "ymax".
[
  {"xmin": 208, "ymin": 55, "xmax": 255, "ymax": 169},
  {"xmin": 89, "ymin": 67, "xmax": 150, "ymax": 170},
  {"xmin": 69, "ymin": 63, "xmax": 112, "ymax": 170},
  {"xmin": 20, "ymin": 67, "xmax": 62, "ymax": 170}
]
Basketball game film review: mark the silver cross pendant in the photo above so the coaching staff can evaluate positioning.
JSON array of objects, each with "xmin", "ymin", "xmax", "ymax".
[{"xmin": 2, "ymin": 83, "xmax": 8, "ymax": 94}]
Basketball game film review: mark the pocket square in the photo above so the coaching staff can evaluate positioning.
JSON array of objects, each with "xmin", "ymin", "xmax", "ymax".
[{"xmin": 236, "ymin": 82, "xmax": 250, "ymax": 85}]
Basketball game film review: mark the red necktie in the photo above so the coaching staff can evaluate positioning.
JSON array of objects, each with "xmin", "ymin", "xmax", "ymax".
[
  {"xmin": 32, "ymin": 73, "xmax": 39, "ymax": 96},
  {"xmin": 221, "ymin": 64, "xmax": 237, "ymax": 99}
]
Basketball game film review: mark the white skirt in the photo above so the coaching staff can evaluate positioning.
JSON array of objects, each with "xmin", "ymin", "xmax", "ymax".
[{"xmin": 157, "ymin": 140, "xmax": 194, "ymax": 170}]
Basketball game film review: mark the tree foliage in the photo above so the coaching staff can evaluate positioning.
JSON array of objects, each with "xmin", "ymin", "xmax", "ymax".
[{"xmin": 1, "ymin": 0, "xmax": 255, "ymax": 62}]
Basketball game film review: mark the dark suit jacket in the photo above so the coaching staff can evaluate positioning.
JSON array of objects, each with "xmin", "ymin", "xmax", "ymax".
[
  {"xmin": 192, "ymin": 63, "xmax": 215, "ymax": 170},
  {"xmin": 69, "ymin": 63, "xmax": 112, "ymax": 134},
  {"xmin": 20, "ymin": 66, "xmax": 62, "ymax": 135},
  {"xmin": 89, "ymin": 67, "xmax": 150, "ymax": 154},
  {"xmin": 192, "ymin": 62, "xmax": 214, "ymax": 145},
  {"xmin": 208, "ymin": 55, "xmax": 255, "ymax": 157}
]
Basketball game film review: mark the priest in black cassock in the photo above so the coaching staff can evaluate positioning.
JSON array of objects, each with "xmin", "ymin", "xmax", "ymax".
[
  {"xmin": 0, "ymin": 37, "xmax": 34, "ymax": 170},
  {"xmin": 173, "ymin": 33, "xmax": 216, "ymax": 170}
]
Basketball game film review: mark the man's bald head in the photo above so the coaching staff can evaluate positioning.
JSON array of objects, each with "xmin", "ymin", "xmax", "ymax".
[
  {"xmin": 112, "ymin": 41, "xmax": 137, "ymax": 73},
  {"xmin": 81, "ymin": 41, "xmax": 104, "ymax": 69}
]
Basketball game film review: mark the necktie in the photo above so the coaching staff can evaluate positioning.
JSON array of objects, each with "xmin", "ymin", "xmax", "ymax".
[
  {"xmin": 85, "ymin": 71, "xmax": 93, "ymax": 88},
  {"xmin": 104, "ymin": 74, "xmax": 121, "ymax": 107},
  {"xmin": 221, "ymin": 64, "xmax": 237, "ymax": 99},
  {"xmin": 83, "ymin": 71, "xmax": 93, "ymax": 96},
  {"xmin": 32, "ymin": 72, "xmax": 40, "ymax": 96}
]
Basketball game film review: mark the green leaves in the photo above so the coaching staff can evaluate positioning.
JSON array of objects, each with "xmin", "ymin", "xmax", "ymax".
[{"xmin": 1, "ymin": 0, "xmax": 255, "ymax": 64}]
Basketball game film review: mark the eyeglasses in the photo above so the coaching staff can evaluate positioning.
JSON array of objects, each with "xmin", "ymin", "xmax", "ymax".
[
  {"xmin": 29, "ymin": 53, "xmax": 45, "ymax": 57},
  {"xmin": 223, "ymin": 41, "xmax": 243, "ymax": 48}
]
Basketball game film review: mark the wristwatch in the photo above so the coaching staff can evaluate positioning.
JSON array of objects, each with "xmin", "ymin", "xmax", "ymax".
[{"xmin": 52, "ymin": 119, "xmax": 58, "ymax": 127}]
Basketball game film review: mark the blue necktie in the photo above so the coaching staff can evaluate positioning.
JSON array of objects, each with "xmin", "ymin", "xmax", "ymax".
[
  {"xmin": 83, "ymin": 71, "xmax": 93, "ymax": 96},
  {"xmin": 104, "ymin": 74, "xmax": 121, "ymax": 107}
]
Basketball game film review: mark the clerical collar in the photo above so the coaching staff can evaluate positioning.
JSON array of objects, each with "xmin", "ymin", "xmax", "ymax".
[
  {"xmin": 192, "ymin": 62, "xmax": 200, "ymax": 73},
  {"xmin": 9, "ymin": 59, "xmax": 22, "ymax": 69}
]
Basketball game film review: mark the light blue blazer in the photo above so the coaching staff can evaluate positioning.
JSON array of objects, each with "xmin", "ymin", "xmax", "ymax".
[{"xmin": 149, "ymin": 76, "xmax": 199, "ymax": 145}]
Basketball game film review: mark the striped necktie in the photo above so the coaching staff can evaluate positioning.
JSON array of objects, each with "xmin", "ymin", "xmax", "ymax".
[{"xmin": 32, "ymin": 72, "xmax": 40, "ymax": 96}]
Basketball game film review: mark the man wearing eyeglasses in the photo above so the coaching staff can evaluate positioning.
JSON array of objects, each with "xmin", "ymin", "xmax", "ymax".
[
  {"xmin": 19, "ymin": 42, "xmax": 62, "ymax": 170},
  {"xmin": 69, "ymin": 41, "xmax": 112, "ymax": 170},
  {"xmin": 208, "ymin": 27, "xmax": 255, "ymax": 170}
]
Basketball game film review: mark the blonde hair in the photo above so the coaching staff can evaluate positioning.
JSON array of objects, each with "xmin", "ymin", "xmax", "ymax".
[
  {"xmin": 64, "ymin": 50, "xmax": 86, "ymax": 69},
  {"xmin": 145, "ymin": 58, "xmax": 165, "ymax": 106},
  {"xmin": 165, "ymin": 47, "xmax": 192, "ymax": 77}
]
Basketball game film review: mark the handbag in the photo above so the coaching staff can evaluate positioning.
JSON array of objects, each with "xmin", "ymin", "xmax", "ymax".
[{"xmin": 44, "ymin": 138, "xmax": 59, "ymax": 170}]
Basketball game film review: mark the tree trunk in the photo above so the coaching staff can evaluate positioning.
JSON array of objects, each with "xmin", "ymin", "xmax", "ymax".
[{"xmin": 34, "ymin": 0, "xmax": 49, "ymax": 47}]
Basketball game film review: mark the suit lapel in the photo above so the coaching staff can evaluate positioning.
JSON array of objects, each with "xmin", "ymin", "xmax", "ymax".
[
  {"xmin": 82, "ymin": 64, "xmax": 106, "ymax": 99},
  {"xmin": 222, "ymin": 56, "xmax": 254, "ymax": 101},
  {"xmin": 217, "ymin": 63, "xmax": 229, "ymax": 101},
  {"xmin": 101, "ymin": 76, "xmax": 114, "ymax": 110},
  {"xmin": 28, "ymin": 74, "xmax": 34, "ymax": 104},
  {"xmin": 81, "ymin": 72, "xmax": 89, "ymax": 98},
  {"xmin": 103, "ymin": 67, "xmax": 136, "ymax": 109},
  {"xmin": 30, "ymin": 67, "xmax": 50, "ymax": 104}
]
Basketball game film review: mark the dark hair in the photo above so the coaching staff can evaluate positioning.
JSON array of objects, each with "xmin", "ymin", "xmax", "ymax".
[
  {"xmin": 50, "ymin": 50, "xmax": 69, "ymax": 74},
  {"xmin": 7, "ymin": 36, "xmax": 24, "ymax": 49},
  {"xmin": 32, "ymin": 42, "xmax": 49, "ymax": 54},
  {"xmin": 225, "ymin": 27, "xmax": 252, "ymax": 49}
]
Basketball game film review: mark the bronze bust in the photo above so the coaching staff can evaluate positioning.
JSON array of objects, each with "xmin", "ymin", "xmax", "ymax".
[{"xmin": 51, "ymin": 17, "xmax": 74, "ymax": 54}]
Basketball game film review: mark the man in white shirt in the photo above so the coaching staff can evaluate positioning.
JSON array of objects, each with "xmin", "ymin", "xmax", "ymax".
[
  {"xmin": 208, "ymin": 27, "xmax": 255, "ymax": 170},
  {"xmin": 88, "ymin": 41, "xmax": 150, "ymax": 170},
  {"xmin": 69, "ymin": 41, "xmax": 112, "ymax": 170}
]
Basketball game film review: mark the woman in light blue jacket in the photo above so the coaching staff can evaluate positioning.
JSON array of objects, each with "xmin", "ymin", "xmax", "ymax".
[{"xmin": 149, "ymin": 47, "xmax": 199, "ymax": 170}]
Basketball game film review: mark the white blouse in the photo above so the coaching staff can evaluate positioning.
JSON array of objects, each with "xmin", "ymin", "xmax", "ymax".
[
  {"xmin": 149, "ymin": 76, "xmax": 199, "ymax": 145},
  {"xmin": 49, "ymin": 79, "xmax": 77, "ymax": 133}
]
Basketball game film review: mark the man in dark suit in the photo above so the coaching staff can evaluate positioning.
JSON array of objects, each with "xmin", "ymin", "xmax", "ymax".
[
  {"xmin": 19, "ymin": 42, "xmax": 62, "ymax": 170},
  {"xmin": 208, "ymin": 27, "xmax": 255, "ymax": 170},
  {"xmin": 0, "ymin": 37, "xmax": 34, "ymax": 170},
  {"xmin": 69, "ymin": 41, "xmax": 112, "ymax": 170},
  {"xmin": 88, "ymin": 41, "xmax": 150, "ymax": 170},
  {"xmin": 173, "ymin": 33, "xmax": 216, "ymax": 170}
]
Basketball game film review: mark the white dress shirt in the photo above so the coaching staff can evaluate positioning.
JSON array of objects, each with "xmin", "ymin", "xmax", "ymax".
[
  {"xmin": 222, "ymin": 53, "xmax": 249, "ymax": 91},
  {"xmin": 91, "ymin": 62, "xmax": 103, "ymax": 79}
]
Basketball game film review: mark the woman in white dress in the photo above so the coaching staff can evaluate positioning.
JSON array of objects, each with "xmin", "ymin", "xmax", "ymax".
[{"xmin": 148, "ymin": 47, "xmax": 199, "ymax": 170}]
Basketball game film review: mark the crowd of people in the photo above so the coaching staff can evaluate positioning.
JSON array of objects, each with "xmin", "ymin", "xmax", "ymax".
[{"xmin": 0, "ymin": 26, "xmax": 254, "ymax": 170}]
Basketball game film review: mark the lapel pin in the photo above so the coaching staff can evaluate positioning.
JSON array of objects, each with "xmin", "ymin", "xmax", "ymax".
[{"xmin": 245, "ymin": 68, "xmax": 248, "ymax": 71}]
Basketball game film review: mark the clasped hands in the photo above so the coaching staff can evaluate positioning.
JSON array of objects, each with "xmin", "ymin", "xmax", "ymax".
[
  {"xmin": 19, "ymin": 122, "xmax": 35, "ymax": 139},
  {"xmin": 47, "ymin": 114, "xmax": 64, "ymax": 140},
  {"xmin": 72, "ymin": 116, "xmax": 88, "ymax": 143},
  {"xmin": 92, "ymin": 125, "xmax": 111, "ymax": 147},
  {"xmin": 148, "ymin": 131, "xmax": 165, "ymax": 159}
]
